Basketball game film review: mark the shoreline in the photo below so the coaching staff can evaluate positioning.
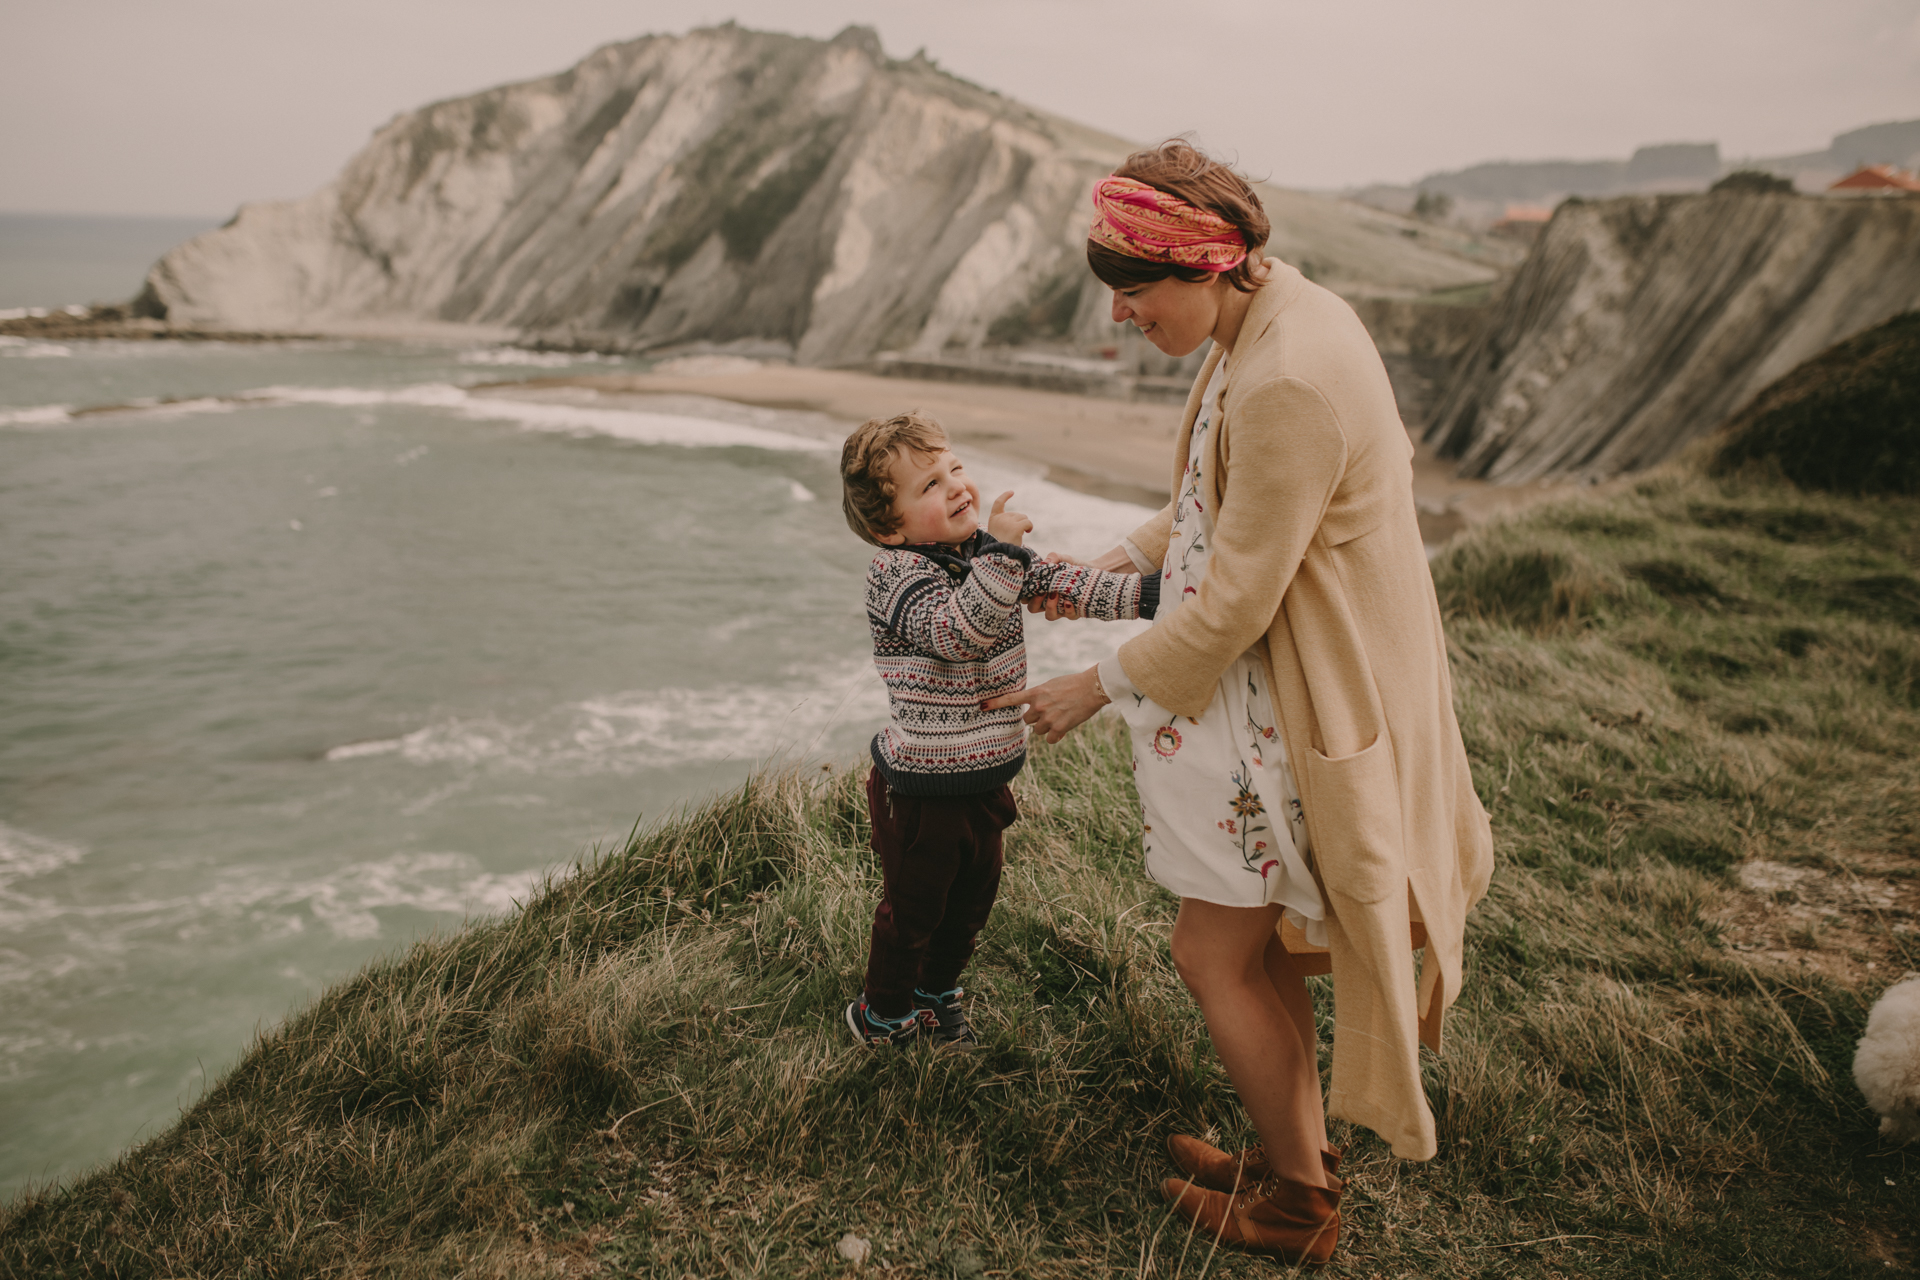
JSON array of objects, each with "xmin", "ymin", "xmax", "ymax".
[
  {"xmin": 3, "ymin": 313, "xmax": 1605, "ymax": 545},
  {"xmin": 489, "ymin": 363, "xmax": 1608, "ymax": 546}
]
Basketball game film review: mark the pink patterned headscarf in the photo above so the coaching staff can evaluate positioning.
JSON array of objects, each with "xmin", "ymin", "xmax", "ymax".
[{"xmin": 1088, "ymin": 176, "xmax": 1248, "ymax": 273}]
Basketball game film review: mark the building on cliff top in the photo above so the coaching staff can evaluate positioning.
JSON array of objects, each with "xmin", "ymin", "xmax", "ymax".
[
  {"xmin": 1829, "ymin": 165, "xmax": 1920, "ymax": 194},
  {"xmin": 1490, "ymin": 204, "xmax": 1554, "ymax": 240}
]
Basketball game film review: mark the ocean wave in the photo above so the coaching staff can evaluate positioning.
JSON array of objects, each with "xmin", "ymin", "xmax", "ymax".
[
  {"xmin": 258, "ymin": 383, "xmax": 836, "ymax": 452},
  {"xmin": 0, "ymin": 821, "xmax": 85, "ymax": 893},
  {"xmin": 0, "ymin": 381, "xmax": 830, "ymax": 452},
  {"xmin": 284, "ymin": 851, "xmax": 542, "ymax": 940},
  {"xmin": 456, "ymin": 347, "xmax": 621, "ymax": 368},
  {"xmin": 0, "ymin": 336, "xmax": 73, "ymax": 359},
  {"xmin": 324, "ymin": 663, "xmax": 891, "ymax": 778},
  {"xmin": 0, "ymin": 403, "xmax": 74, "ymax": 427},
  {"xmin": 318, "ymin": 600, "xmax": 1147, "ymax": 786},
  {"xmin": 0, "ymin": 847, "xmax": 543, "ymax": 961}
]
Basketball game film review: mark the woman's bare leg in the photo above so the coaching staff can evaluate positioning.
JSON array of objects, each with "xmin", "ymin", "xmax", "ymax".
[
  {"xmin": 1170, "ymin": 898, "xmax": 1329, "ymax": 1187},
  {"xmin": 1262, "ymin": 931, "xmax": 1336, "ymax": 1161}
]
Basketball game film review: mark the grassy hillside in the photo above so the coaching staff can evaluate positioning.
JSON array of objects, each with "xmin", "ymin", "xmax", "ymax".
[
  {"xmin": 4, "ymin": 462, "xmax": 1917, "ymax": 1278},
  {"xmin": 1714, "ymin": 310, "xmax": 1920, "ymax": 497}
]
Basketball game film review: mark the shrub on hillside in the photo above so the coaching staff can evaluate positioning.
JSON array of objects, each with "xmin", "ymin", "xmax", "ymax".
[
  {"xmin": 1433, "ymin": 543, "xmax": 1605, "ymax": 631},
  {"xmin": 1710, "ymin": 169, "xmax": 1796, "ymax": 195},
  {"xmin": 1714, "ymin": 310, "xmax": 1920, "ymax": 495}
]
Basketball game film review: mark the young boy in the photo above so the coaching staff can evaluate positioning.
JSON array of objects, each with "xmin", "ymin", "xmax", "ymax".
[{"xmin": 839, "ymin": 412, "xmax": 1158, "ymax": 1046}]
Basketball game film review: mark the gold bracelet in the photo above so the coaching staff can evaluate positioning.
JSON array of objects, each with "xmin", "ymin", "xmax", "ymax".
[{"xmin": 1090, "ymin": 664, "xmax": 1111, "ymax": 706}]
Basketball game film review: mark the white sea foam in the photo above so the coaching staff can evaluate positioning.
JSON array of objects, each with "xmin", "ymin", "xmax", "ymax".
[
  {"xmin": 0, "ymin": 822, "xmax": 85, "ymax": 893},
  {"xmin": 324, "ymin": 661, "xmax": 889, "ymax": 778},
  {"xmin": 0, "ymin": 404, "xmax": 74, "ymax": 427},
  {"xmin": 247, "ymin": 382, "xmax": 836, "ymax": 452},
  {"xmin": 456, "ymin": 347, "xmax": 617, "ymax": 368},
  {"xmin": 0, "ymin": 381, "xmax": 830, "ymax": 452},
  {"xmin": 321, "ymin": 602, "xmax": 1146, "ymax": 785},
  {"xmin": 323, "ymin": 737, "xmax": 407, "ymax": 761},
  {"xmin": 0, "ymin": 336, "xmax": 72, "ymax": 359},
  {"xmin": 0, "ymin": 845, "xmax": 542, "ymax": 959},
  {"xmin": 281, "ymin": 851, "xmax": 542, "ymax": 940}
]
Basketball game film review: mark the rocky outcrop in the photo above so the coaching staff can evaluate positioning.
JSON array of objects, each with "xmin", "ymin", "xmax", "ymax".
[
  {"xmin": 138, "ymin": 24, "xmax": 1496, "ymax": 364},
  {"xmin": 1425, "ymin": 191, "xmax": 1920, "ymax": 484}
]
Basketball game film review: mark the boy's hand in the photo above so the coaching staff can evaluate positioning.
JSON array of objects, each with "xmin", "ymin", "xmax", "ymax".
[
  {"xmin": 1026, "ymin": 551, "xmax": 1084, "ymax": 618},
  {"xmin": 987, "ymin": 491, "xmax": 1033, "ymax": 546}
]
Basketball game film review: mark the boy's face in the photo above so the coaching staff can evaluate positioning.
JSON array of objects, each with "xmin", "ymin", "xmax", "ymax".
[{"xmin": 877, "ymin": 446, "xmax": 982, "ymax": 546}]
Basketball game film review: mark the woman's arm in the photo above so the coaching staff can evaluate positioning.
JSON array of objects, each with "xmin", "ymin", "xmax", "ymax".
[
  {"xmin": 1086, "ymin": 544, "xmax": 1144, "ymax": 574},
  {"xmin": 1116, "ymin": 377, "xmax": 1347, "ymax": 716},
  {"xmin": 1000, "ymin": 377, "xmax": 1349, "ymax": 733},
  {"xmin": 1126, "ymin": 504, "xmax": 1175, "ymax": 570},
  {"xmin": 984, "ymin": 665, "xmax": 1109, "ymax": 743}
]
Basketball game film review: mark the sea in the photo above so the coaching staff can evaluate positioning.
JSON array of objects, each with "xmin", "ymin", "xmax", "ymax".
[{"xmin": 0, "ymin": 214, "xmax": 1152, "ymax": 1196}]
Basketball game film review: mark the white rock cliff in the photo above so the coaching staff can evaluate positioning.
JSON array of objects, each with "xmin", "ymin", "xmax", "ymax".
[
  {"xmin": 138, "ymin": 24, "xmax": 1496, "ymax": 363},
  {"xmin": 1426, "ymin": 191, "xmax": 1920, "ymax": 484}
]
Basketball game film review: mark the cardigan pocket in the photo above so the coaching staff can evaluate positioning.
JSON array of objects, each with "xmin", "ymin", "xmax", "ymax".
[{"xmin": 1303, "ymin": 734, "xmax": 1404, "ymax": 905}]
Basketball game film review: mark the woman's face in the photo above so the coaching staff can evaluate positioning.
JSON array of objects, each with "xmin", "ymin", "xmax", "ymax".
[{"xmin": 1110, "ymin": 275, "xmax": 1224, "ymax": 357}]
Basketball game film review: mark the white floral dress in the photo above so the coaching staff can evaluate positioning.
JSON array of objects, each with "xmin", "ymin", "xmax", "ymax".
[{"xmin": 1110, "ymin": 365, "xmax": 1328, "ymax": 938}]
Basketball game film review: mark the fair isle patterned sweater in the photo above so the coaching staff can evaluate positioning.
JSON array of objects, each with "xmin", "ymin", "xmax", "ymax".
[{"xmin": 867, "ymin": 530, "xmax": 1158, "ymax": 796}]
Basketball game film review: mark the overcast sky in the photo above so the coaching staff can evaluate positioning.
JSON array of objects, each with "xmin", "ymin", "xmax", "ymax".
[{"xmin": 4, "ymin": 0, "xmax": 1916, "ymax": 217}]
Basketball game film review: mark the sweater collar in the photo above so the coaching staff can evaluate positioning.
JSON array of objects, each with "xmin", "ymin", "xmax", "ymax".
[
  {"xmin": 900, "ymin": 528, "xmax": 988, "ymax": 572},
  {"xmin": 898, "ymin": 528, "xmax": 1032, "ymax": 575}
]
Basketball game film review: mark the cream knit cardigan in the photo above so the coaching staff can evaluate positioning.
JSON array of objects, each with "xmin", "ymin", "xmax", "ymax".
[{"xmin": 1104, "ymin": 259, "xmax": 1494, "ymax": 1160}]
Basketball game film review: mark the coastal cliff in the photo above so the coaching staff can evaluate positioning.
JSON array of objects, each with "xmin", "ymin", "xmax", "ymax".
[
  {"xmin": 135, "ymin": 24, "xmax": 1497, "ymax": 363},
  {"xmin": 1425, "ymin": 191, "xmax": 1920, "ymax": 484}
]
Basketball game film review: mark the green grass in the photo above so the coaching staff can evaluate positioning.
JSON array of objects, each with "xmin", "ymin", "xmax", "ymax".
[{"xmin": 5, "ymin": 465, "xmax": 1918, "ymax": 1278}]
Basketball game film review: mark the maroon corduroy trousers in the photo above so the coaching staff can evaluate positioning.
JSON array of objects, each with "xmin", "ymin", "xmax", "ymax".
[{"xmin": 861, "ymin": 767, "xmax": 1017, "ymax": 1018}]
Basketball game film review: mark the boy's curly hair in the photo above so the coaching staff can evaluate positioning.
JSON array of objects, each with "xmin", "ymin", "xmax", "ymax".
[{"xmin": 840, "ymin": 412, "xmax": 948, "ymax": 546}]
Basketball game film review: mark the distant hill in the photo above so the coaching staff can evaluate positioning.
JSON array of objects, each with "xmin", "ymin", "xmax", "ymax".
[
  {"xmin": 134, "ymin": 24, "xmax": 1497, "ymax": 363},
  {"xmin": 1350, "ymin": 119, "xmax": 1920, "ymax": 225},
  {"xmin": 1416, "ymin": 142, "xmax": 1722, "ymax": 205}
]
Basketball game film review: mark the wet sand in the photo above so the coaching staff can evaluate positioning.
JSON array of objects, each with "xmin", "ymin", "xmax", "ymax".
[{"xmin": 492, "ymin": 361, "xmax": 1601, "ymax": 547}]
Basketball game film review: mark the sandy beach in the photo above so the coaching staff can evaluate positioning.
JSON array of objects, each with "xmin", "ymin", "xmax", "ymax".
[{"xmin": 489, "ymin": 358, "xmax": 1601, "ymax": 547}]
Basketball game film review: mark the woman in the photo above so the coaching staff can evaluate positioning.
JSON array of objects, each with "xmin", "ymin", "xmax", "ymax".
[{"xmin": 986, "ymin": 141, "xmax": 1494, "ymax": 1263}]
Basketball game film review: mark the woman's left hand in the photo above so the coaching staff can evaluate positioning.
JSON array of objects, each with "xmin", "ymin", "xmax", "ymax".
[{"xmin": 983, "ymin": 666, "xmax": 1109, "ymax": 743}]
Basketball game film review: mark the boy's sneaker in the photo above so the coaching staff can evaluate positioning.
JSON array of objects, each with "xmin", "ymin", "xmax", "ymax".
[
  {"xmin": 913, "ymin": 986, "xmax": 978, "ymax": 1047},
  {"xmin": 844, "ymin": 998, "xmax": 928, "ymax": 1047}
]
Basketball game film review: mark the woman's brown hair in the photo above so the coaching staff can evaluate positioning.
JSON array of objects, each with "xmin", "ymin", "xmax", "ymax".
[{"xmin": 1087, "ymin": 139, "xmax": 1271, "ymax": 294}]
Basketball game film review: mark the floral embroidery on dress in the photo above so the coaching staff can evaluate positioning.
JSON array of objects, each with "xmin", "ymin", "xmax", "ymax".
[
  {"xmin": 1242, "ymin": 670, "xmax": 1276, "ymax": 768},
  {"xmin": 1116, "ymin": 358, "xmax": 1324, "ymax": 934},
  {"xmin": 1218, "ymin": 766, "xmax": 1275, "ymax": 877}
]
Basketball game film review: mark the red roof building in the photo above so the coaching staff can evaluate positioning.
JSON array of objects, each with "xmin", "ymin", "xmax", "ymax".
[
  {"xmin": 1491, "ymin": 203, "xmax": 1555, "ymax": 240},
  {"xmin": 1829, "ymin": 164, "xmax": 1920, "ymax": 194}
]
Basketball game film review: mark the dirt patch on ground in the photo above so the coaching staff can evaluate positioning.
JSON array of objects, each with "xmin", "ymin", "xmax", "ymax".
[{"xmin": 1715, "ymin": 856, "xmax": 1920, "ymax": 986}]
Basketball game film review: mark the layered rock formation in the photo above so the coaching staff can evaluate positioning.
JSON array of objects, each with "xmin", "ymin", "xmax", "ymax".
[
  {"xmin": 137, "ymin": 24, "xmax": 1496, "ymax": 363},
  {"xmin": 1425, "ymin": 191, "xmax": 1920, "ymax": 484}
]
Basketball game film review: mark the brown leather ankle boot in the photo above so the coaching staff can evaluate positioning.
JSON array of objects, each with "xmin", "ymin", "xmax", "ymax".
[
  {"xmin": 1166, "ymin": 1134, "xmax": 1342, "ymax": 1193},
  {"xmin": 1159, "ymin": 1172, "xmax": 1341, "ymax": 1264}
]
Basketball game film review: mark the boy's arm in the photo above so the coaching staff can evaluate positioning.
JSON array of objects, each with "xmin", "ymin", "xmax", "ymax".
[
  {"xmin": 868, "ymin": 539, "xmax": 1033, "ymax": 661},
  {"xmin": 1022, "ymin": 561, "xmax": 1160, "ymax": 620}
]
